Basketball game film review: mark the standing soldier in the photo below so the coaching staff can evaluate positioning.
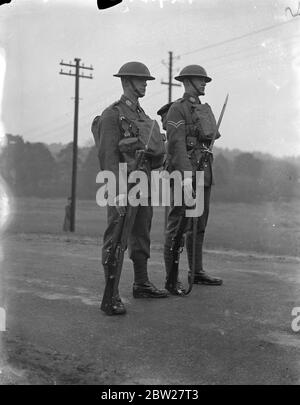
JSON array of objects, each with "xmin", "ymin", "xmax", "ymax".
[
  {"xmin": 92, "ymin": 62, "xmax": 168, "ymax": 316},
  {"xmin": 161, "ymin": 65, "xmax": 223, "ymax": 295}
]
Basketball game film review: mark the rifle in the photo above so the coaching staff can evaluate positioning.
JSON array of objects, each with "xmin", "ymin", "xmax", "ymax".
[
  {"xmin": 166, "ymin": 94, "xmax": 229, "ymax": 296},
  {"xmin": 100, "ymin": 121, "xmax": 156, "ymax": 315}
]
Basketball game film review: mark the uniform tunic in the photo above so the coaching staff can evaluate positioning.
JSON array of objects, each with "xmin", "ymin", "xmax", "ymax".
[
  {"xmin": 164, "ymin": 92, "xmax": 220, "ymax": 271},
  {"xmin": 97, "ymin": 95, "xmax": 154, "ymax": 267}
]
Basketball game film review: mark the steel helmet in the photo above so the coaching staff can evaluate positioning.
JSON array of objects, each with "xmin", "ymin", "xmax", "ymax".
[
  {"xmin": 174, "ymin": 65, "xmax": 212, "ymax": 82},
  {"xmin": 113, "ymin": 62, "xmax": 155, "ymax": 80}
]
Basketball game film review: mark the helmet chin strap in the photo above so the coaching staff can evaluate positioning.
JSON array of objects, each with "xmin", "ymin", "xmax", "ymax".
[
  {"xmin": 128, "ymin": 78, "xmax": 143, "ymax": 98},
  {"xmin": 189, "ymin": 78, "xmax": 205, "ymax": 96}
]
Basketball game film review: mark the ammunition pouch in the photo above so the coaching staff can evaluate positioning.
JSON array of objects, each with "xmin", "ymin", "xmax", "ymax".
[
  {"xmin": 116, "ymin": 106, "xmax": 166, "ymax": 170},
  {"xmin": 186, "ymin": 136, "xmax": 198, "ymax": 151},
  {"xmin": 192, "ymin": 103, "xmax": 218, "ymax": 141},
  {"xmin": 182, "ymin": 101, "xmax": 220, "ymax": 143},
  {"xmin": 183, "ymin": 102, "xmax": 217, "ymax": 170},
  {"xmin": 118, "ymin": 137, "xmax": 144, "ymax": 173},
  {"xmin": 118, "ymin": 136, "xmax": 143, "ymax": 153}
]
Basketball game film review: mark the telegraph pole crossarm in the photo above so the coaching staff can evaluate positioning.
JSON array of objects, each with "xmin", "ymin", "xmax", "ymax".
[{"xmin": 161, "ymin": 51, "xmax": 181, "ymax": 103}]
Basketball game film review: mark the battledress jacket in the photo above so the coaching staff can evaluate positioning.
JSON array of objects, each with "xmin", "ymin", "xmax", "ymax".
[
  {"xmin": 166, "ymin": 92, "xmax": 220, "ymax": 187},
  {"xmin": 96, "ymin": 95, "xmax": 153, "ymax": 194}
]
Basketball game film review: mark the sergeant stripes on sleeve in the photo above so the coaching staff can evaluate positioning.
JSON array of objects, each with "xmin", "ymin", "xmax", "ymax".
[{"xmin": 167, "ymin": 120, "xmax": 185, "ymax": 129}]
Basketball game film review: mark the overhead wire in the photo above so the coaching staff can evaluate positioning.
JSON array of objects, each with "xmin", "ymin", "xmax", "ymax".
[
  {"xmin": 23, "ymin": 20, "xmax": 300, "ymax": 143},
  {"xmin": 179, "ymin": 17, "xmax": 300, "ymax": 58}
]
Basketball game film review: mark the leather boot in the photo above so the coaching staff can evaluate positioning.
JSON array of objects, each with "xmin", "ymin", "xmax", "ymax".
[
  {"xmin": 164, "ymin": 243, "xmax": 185, "ymax": 296},
  {"xmin": 102, "ymin": 263, "xmax": 122, "ymax": 296},
  {"xmin": 132, "ymin": 255, "xmax": 168, "ymax": 298},
  {"xmin": 193, "ymin": 271, "xmax": 223, "ymax": 285},
  {"xmin": 105, "ymin": 296, "xmax": 127, "ymax": 315},
  {"xmin": 101, "ymin": 265, "xmax": 127, "ymax": 315},
  {"xmin": 186, "ymin": 232, "xmax": 222, "ymax": 286},
  {"xmin": 133, "ymin": 281, "xmax": 168, "ymax": 298}
]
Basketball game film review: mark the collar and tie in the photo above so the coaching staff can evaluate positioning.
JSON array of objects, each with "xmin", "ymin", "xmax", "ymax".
[
  {"xmin": 121, "ymin": 95, "xmax": 143, "ymax": 112},
  {"xmin": 183, "ymin": 92, "xmax": 200, "ymax": 104}
]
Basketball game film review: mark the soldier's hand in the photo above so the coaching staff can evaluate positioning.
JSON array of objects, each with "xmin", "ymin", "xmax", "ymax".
[
  {"xmin": 114, "ymin": 194, "xmax": 127, "ymax": 216},
  {"xmin": 183, "ymin": 177, "xmax": 195, "ymax": 207}
]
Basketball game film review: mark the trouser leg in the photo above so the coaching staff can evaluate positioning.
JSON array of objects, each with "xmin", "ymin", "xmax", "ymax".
[
  {"xmin": 186, "ymin": 187, "xmax": 222, "ymax": 285},
  {"xmin": 164, "ymin": 204, "xmax": 185, "ymax": 278},
  {"xmin": 128, "ymin": 205, "xmax": 168, "ymax": 298},
  {"xmin": 128, "ymin": 205, "xmax": 153, "ymax": 284},
  {"xmin": 163, "ymin": 199, "xmax": 188, "ymax": 295},
  {"xmin": 102, "ymin": 205, "xmax": 123, "ymax": 298},
  {"xmin": 186, "ymin": 187, "xmax": 211, "ymax": 273}
]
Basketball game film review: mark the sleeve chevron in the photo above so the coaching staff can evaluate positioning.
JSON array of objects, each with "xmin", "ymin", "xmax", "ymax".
[{"xmin": 167, "ymin": 120, "xmax": 185, "ymax": 128}]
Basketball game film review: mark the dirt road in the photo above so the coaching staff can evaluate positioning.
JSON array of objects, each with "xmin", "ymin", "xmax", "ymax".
[{"xmin": 0, "ymin": 233, "xmax": 299, "ymax": 384}]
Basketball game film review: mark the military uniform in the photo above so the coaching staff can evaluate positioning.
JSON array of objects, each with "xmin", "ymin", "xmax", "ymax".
[
  {"xmin": 99, "ymin": 95, "xmax": 154, "ymax": 275},
  {"xmin": 92, "ymin": 62, "xmax": 168, "ymax": 315},
  {"xmin": 162, "ymin": 66, "xmax": 223, "ymax": 289}
]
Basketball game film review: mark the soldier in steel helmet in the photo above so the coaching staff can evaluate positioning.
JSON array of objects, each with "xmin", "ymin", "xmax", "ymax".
[
  {"xmin": 159, "ymin": 64, "xmax": 223, "ymax": 295},
  {"xmin": 92, "ymin": 62, "xmax": 168, "ymax": 315}
]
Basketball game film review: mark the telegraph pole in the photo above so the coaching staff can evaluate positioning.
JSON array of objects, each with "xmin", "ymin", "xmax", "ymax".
[
  {"xmin": 161, "ymin": 51, "xmax": 181, "ymax": 104},
  {"xmin": 161, "ymin": 51, "xmax": 181, "ymax": 229},
  {"xmin": 59, "ymin": 58, "xmax": 93, "ymax": 232}
]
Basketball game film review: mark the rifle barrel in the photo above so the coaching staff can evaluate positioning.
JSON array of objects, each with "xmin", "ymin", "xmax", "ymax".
[{"xmin": 209, "ymin": 93, "xmax": 229, "ymax": 151}]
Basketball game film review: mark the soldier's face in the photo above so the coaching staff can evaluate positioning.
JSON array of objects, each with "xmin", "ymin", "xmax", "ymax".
[
  {"xmin": 192, "ymin": 77, "xmax": 207, "ymax": 95},
  {"xmin": 131, "ymin": 77, "xmax": 147, "ymax": 97}
]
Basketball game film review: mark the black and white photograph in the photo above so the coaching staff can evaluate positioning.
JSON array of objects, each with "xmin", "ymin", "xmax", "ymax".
[{"xmin": 0, "ymin": 0, "xmax": 300, "ymax": 388}]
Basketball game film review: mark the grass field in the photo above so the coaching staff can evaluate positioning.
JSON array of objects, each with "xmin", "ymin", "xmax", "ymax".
[{"xmin": 3, "ymin": 197, "xmax": 300, "ymax": 257}]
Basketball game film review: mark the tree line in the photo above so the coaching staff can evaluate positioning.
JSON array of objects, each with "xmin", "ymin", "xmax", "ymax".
[{"xmin": 1, "ymin": 134, "xmax": 299, "ymax": 203}]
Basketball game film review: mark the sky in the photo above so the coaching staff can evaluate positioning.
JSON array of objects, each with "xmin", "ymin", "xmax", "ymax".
[{"xmin": 1, "ymin": 0, "xmax": 300, "ymax": 157}]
